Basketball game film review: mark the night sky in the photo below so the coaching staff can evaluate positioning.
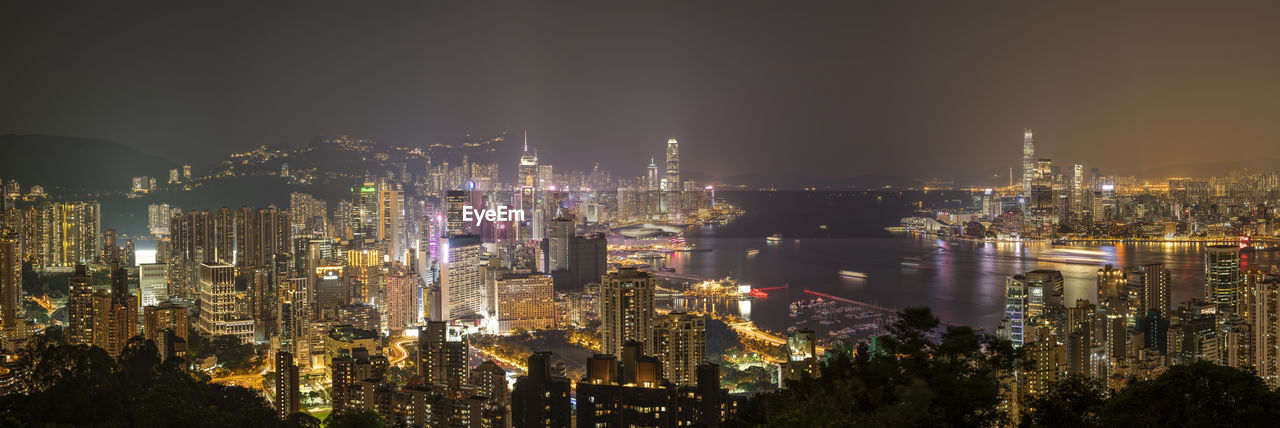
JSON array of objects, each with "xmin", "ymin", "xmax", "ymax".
[{"xmin": 4, "ymin": 1, "xmax": 1280, "ymax": 184}]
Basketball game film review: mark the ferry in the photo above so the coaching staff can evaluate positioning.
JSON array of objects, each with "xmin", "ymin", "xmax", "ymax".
[
  {"xmin": 746, "ymin": 248, "xmax": 761, "ymax": 255},
  {"xmin": 766, "ymin": 233, "xmax": 783, "ymax": 243},
  {"xmin": 838, "ymin": 270, "xmax": 868, "ymax": 279}
]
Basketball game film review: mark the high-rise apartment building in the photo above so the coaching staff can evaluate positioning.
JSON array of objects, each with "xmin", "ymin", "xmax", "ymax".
[
  {"xmin": 274, "ymin": 351, "xmax": 300, "ymax": 419},
  {"xmin": 419, "ymin": 321, "xmax": 468, "ymax": 387},
  {"xmin": 600, "ymin": 267, "xmax": 656, "ymax": 356},
  {"xmin": 67, "ymin": 264, "xmax": 94, "ymax": 345},
  {"xmin": 654, "ymin": 312, "xmax": 706, "ymax": 386}
]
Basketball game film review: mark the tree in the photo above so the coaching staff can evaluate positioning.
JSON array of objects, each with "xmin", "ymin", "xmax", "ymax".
[
  {"xmin": 1099, "ymin": 362, "xmax": 1280, "ymax": 426},
  {"xmin": 325, "ymin": 410, "xmax": 384, "ymax": 428},
  {"xmin": 284, "ymin": 412, "xmax": 322, "ymax": 428},
  {"xmin": 730, "ymin": 307, "xmax": 1012, "ymax": 427},
  {"xmin": 1019, "ymin": 376, "xmax": 1106, "ymax": 428}
]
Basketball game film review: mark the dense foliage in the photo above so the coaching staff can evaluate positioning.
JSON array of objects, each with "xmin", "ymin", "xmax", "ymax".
[
  {"xmin": 0, "ymin": 337, "xmax": 297, "ymax": 427},
  {"xmin": 732, "ymin": 307, "xmax": 1280, "ymax": 428},
  {"xmin": 731, "ymin": 307, "xmax": 1016, "ymax": 427}
]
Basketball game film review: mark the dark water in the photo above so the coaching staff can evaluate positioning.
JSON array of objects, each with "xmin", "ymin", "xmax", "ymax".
[{"xmin": 670, "ymin": 191, "xmax": 1280, "ymax": 334}]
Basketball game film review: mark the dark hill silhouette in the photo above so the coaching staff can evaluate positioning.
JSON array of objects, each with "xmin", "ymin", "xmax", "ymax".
[{"xmin": 0, "ymin": 134, "xmax": 176, "ymax": 193}]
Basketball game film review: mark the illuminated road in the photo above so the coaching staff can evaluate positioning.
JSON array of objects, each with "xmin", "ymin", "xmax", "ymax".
[
  {"xmin": 210, "ymin": 373, "xmax": 265, "ymax": 391},
  {"xmin": 472, "ymin": 346, "xmax": 527, "ymax": 372},
  {"xmin": 385, "ymin": 336, "xmax": 415, "ymax": 366}
]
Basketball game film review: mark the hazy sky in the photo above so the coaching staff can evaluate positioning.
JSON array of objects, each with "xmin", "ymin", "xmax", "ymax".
[{"xmin": 4, "ymin": 1, "xmax": 1280, "ymax": 184}]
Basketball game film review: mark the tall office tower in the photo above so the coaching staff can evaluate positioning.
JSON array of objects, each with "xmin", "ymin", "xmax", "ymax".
[
  {"xmin": 601, "ymin": 267, "xmax": 656, "ymax": 356},
  {"xmin": 519, "ymin": 132, "xmax": 539, "ymax": 188},
  {"xmin": 1024, "ymin": 270, "xmax": 1064, "ymax": 311},
  {"xmin": 512, "ymin": 352, "xmax": 573, "ymax": 428},
  {"xmin": 379, "ymin": 188, "xmax": 404, "ymax": 260},
  {"xmin": 67, "ymin": 265, "xmax": 94, "ymax": 345},
  {"xmin": 1137, "ymin": 264, "xmax": 1171, "ymax": 318},
  {"xmin": 444, "ymin": 190, "xmax": 468, "ymax": 236},
  {"xmin": 148, "ymin": 203, "xmax": 171, "ymax": 236},
  {"xmin": 437, "ymin": 235, "xmax": 484, "ymax": 322},
  {"xmin": 418, "ymin": 321, "xmax": 468, "ymax": 386},
  {"xmin": 546, "ymin": 216, "xmax": 574, "ymax": 272},
  {"xmin": 665, "ymin": 138, "xmax": 680, "ymax": 191},
  {"xmin": 654, "ymin": 312, "xmax": 706, "ymax": 386},
  {"xmin": 214, "ymin": 207, "xmax": 235, "ymax": 264},
  {"xmin": 496, "ymin": 273, "xmax": 556, "ymax": 332},
  {"xmin": 138, "ymin": 263, "xmax": 168, "ymax": 307},
  {"xmin": 102, "ymin": 227, "xmax": 119, "ymax": 263},
  {"xmin": 1001, "ymin": 276, "xmax": 1030, "ymax": 347},
  {"xmin": 182, "ymin": 164, "xmax": 191, "ymax": 181},
  {"xmin": 566, "ymin": 233, "xmax": 608, "ymax": 290},
  {"xmin": 196, "ymin": 263, "xmax": 254, "ymax": 343},
  {"xmin": 313, "ymin": 264, "xmax": 347, "ymax": 321},
  {"xmin": 274, "ymin": 351, "xmax": 301, "ymax": 419},
  {"xmin": 1253, "ymin": 274, "xmax": 1280, "ymax": 386},
  {"xmin": 0, "ymin": 229, "xmax": 21, "ymax": 339},
  {"xmin": 647, "ymin": 158, "xmax": 660, "ymax": 190},
  {"xmin": 1021, "ymin": 129, "xmax": 1035, "ymax": 196},
  {"xmin": 1206, "ymin": 245, "xmax": 1243, "ymax": 316},
  {"xmin": 351, "ymin": 179, "xmax": 379, "ymax": 241},
  {"xmin": 1070, "ymin": 165, "xmax": 1084, "ymax": 214}
]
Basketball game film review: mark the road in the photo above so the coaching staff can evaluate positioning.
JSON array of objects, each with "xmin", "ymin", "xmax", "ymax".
[
  {"xmin": 385, "ymin": 336, "xmax": 415, "ymax": 366},
  {"xmin": 210, "ymin": 373, "xmax": 265, "ymax": 391}
]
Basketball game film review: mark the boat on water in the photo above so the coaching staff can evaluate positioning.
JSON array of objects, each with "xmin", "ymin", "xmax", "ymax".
[
  {"xmin": 766, "ymin": 233, "xmax": 783, "ymax": 242},
  {"xmin": 746, "ymin": 248, "xmax": 761, "ymax": 255},
  {"xmin": 838, "ymin": 270, "xmax": 868, "ymax": 279}
]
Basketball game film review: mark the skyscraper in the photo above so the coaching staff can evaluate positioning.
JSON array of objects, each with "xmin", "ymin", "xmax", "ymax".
[
  {"xmin": 1206, "ymin": 245, "xmax": 1242, "ymax": 316},
  {"xmin": 436, "ymin": 235, "xmax": 484, "ymax": 322},
  {"xmin": 351, "ymin": 179, "xmax": 379, "ymax": 241},
  {"xmin": 665, "ymin": 138, "xmax": 680, "ymax": 191},
  {"xmin": 654, "ymin": 312, "xmax": 706, "ymax": 386},
  {"xmin": 511, "ymin": 352, "xmax": 572, "ymax": 428},
  {"xmin": 419, "ymin": 321, "xmax": 468, "ymax": 387},
  {"xmin": 601, "ymin": 267, "xmax": 656, "ymax": 356},
  {"xmin": 196, "ymin": 263, "xmax": 254, "ymax": 343},
  {"xmin": 0, "ymin": 229, "xmax": 21, "ymax": 339},
  {"xmin": 275, "ymin": 351, "xmax": 301, "ymax": 419},
  {"xmin": 1022, "ymin": 129, "xmax": 1035, "ymax": 196},
  {"xmin": 496, "ymin": 273, "xmax": 556, "ymax": 332},
  {"xmin": 647, "ymin": 158, "xmax": 660, "ymax": 190},
  {"xmin": 67, "ymin": 264, "xmax": 94, "ymax": 345}
]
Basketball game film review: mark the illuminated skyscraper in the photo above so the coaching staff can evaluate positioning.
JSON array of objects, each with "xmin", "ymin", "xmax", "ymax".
[
  {"xmin": 275, "ymin": 351, "xmax": 301, "ymax": 419},
  {"xmin": 0, "ymin": 229, "xmax": 20, "ymax": 339},
  {"xmin": 436, "ymin": 235, "xmax": 484, "ymax": 321},
  {"xmin": 351, "ymin": 179, "xmax": 379, "ymax": 241},
  {"xmin": 1206, "ymin": 245, "xmax": 1242, "ymax": 316},
  {"xmin": 654, "ymin": 312, "xmax": 706, "ymax": 386},
  {"xmin": 67, "ymin": 265, "xmax": 94, "ymax": 345},
  {"xmin": 601, "ymin": 267, "xmax": 656, "ymax": 356},
  {"xmin": 419, "ymin": 320, "xmax": 468, "ymax": 386},
  {"xmin": 1022, "ymin": 129, "xmax": 1035, "ymax": 196},
  {"xmin": 496, "ymin": 273, "xmax": 556, "ymax": 332},
  {"xmin": 196, "ymin": 262, "xmax": 254, "ymax": 343},
  {"xmin": 647, "ymin": 158, "xmax": 660, "ymax": 190},
  {"xmin": 1070, "ymin": 164, "xmax": 1084, "ymax": 213},
  {"xmin": 665, "ymin": 138, "xmax": 680, "ymax": 191}
]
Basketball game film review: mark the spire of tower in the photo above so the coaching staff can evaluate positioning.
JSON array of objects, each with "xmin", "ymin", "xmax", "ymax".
[{"xmin": 523, "ymin": 130, "xmax": 528, "ymax": 152}]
